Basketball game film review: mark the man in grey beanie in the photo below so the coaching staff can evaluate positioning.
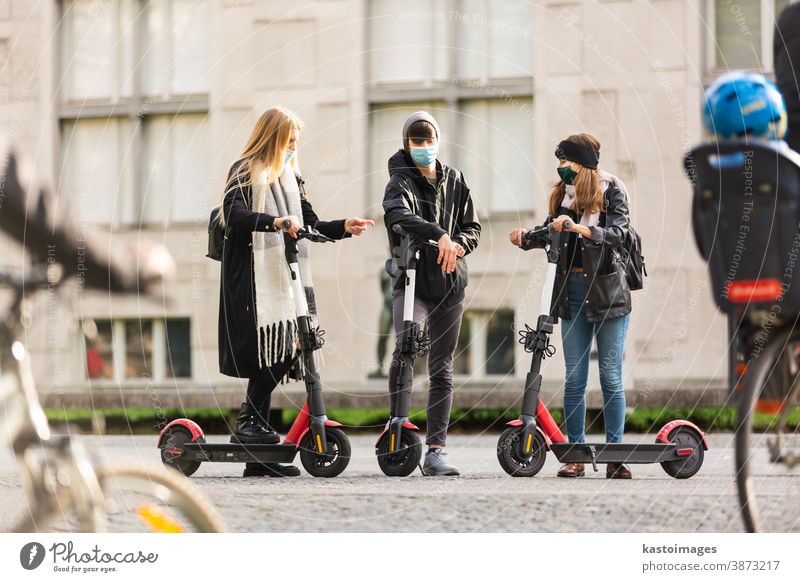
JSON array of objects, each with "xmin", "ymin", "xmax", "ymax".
[{"xmin": 382, "ymin": 111, "xmax": 481, "ymax": 476}]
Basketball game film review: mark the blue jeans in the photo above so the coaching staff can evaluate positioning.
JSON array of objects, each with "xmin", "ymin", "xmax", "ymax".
[{"xmin": 560, "ymin": 273, "xmax": 629, "ymax": 444}]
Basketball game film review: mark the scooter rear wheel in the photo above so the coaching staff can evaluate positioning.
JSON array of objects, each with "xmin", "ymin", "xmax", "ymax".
[
  {"xmin": 160, "ymin": 426, "xmax": 203, "ymax": 477},
  {"xmin": 376, "ymin": 430, "xmax": 422, "ymax": 477},
  {"xmin": 659, "ymin": 427, "xmax": 704, "ymax": 479},
  {"xmin": 497, "ymin": 426, "xmax": 548, "ymax": 477},
  {"xmin": 299, "ymin": 427, "xmax": 351, "ymax": 478}
]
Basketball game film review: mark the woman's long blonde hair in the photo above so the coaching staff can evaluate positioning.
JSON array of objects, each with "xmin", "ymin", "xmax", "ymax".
[
  {"xmin": 219, "ymin": 106, "xmax": 303, "ymax": 227},
  {"xmin": 548, "ymin": 133, "xmax": 603, "ymax": 217}
]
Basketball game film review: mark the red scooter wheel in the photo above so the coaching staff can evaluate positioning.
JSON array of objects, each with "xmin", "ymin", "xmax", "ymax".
[
  {"xmin": 659, "ymin": 427, "xmax": 704, "ymax": 479},
  {"xmin": 160, "ymin": 426, "xmax": 203, "ymax": 477}
]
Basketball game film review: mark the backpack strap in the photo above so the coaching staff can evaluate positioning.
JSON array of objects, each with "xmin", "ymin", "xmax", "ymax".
[{"xmin": 599, "ymin": 180, "xmax": 615, "ymax": 227}]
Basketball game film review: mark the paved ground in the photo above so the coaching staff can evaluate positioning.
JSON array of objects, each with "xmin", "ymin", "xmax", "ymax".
[{"xmin": 1, "ymin": 432, "xmax": 798, "ymax": 532}]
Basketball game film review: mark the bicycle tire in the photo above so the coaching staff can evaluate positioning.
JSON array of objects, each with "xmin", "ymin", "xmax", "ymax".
[
  {"xmin": 735, "ymin": 325, "xmax": 800, "ymax": 533},
  {"xmin": 96, "ymin": 464, "xmax": 225, "ymax": 533}
]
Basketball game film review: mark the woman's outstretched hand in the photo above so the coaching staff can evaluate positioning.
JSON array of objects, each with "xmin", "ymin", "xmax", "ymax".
[
  {"xmin": 344, "ymin": 217, "xmax": 375, "ymax": 236},
  {"xmin": 274, "ymin": 215, "xmax": 301, "ymax": 237}
]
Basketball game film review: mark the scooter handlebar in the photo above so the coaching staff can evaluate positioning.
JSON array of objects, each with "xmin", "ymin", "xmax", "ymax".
[
  {"xmin": 279, "ymin": 220, "xmax": 333, "ymax": 243},
  {"xmin": 391, "ymin": 224, "xmax": 439, "ymax": 247},
  {"xmin": 522, "ymin": 218, "xmax": 574, "ymax": 243}
]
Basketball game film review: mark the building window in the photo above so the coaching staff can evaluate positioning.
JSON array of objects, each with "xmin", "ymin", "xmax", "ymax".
[
  {"xmin": 710, "ymin": 0, "xmax": 793, "ymax": 70},
  {"xmin": 58, "ymin": 0, "xmax": 211, "ymax": 228},
  {"xmin": 453, "ymin": 309, "xmax": 515, "ymax": 377},
  {"xmin": 367, "ymin": 1, "xmax": 535, "ymax": 216},
  {"xmin": 82, "ymin": 318, "xmax": 192, "ymax": 382},
  {"xmin": 368, "ymin": 0, "xmax": 533, "ymax": 86},
  {"xmin": 368, "ymin": 0, "xmax": 449, "ymax": 86},
  {"xmin": 83, "ymin": 320, "xmax": 114, "ymax": 380},
  {"xmin": 459, "ymin": 98, "xmax": 535, "ymax": 214}
]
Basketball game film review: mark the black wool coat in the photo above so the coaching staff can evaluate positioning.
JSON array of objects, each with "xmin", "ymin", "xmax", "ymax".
[{"xmin": 218, "ymin": 161, "xmax": 349, "ymax": 379}]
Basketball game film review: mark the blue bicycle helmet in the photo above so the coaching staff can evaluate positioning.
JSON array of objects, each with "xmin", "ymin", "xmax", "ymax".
[{"xmin": 703, "ymin": 71, "xmax": 787, "ymax": 140}]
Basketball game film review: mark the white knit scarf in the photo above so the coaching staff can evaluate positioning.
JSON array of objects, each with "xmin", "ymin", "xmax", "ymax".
[
  {"xmin": 251, "ymin": 163, "xmax": 317, "ymax": 373},
  {"xmin": 561, "ymin": 170, "xmax": 626, "ymax": 231}
]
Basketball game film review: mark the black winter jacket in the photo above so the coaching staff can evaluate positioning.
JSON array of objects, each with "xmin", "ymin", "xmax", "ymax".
[
  {"xmin": 775, "ymin": 3, "xmax": 800, "ymax": 153},
  {"xmin": 524, "ymin": 183, "xmax": 632, "ymax": 323},
  {"xmin": 382, "ymin": 149, "xmax": 481, "ymax": 303}
]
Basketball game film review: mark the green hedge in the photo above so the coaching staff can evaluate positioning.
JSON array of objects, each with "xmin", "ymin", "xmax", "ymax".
[{"xmin": 45, "ymin": 405, "xmax": 798, "ymax": 434}]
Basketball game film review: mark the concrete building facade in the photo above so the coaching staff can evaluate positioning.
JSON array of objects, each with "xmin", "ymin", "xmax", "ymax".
[{"xmin": 1, "ymin": 0, "xmax": 792, "ymax": 411}]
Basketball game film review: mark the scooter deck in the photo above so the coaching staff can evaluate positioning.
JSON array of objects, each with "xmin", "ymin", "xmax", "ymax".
[
  {"xmin": 181, "ymin": 442, "xmax": 298, "ymax": 464},
  {"xmin": 550, "ymin": 442, "xmax": 683, "ymax": 464}
]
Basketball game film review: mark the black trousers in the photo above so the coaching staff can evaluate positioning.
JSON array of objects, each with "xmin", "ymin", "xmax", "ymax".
[
  {"xmin": 244, "ymin": 357, "xmax": 297, "ymax": 426},
  {"xmin": 387, "ymin": 290, "xmax": 464, "ymax": 447}
]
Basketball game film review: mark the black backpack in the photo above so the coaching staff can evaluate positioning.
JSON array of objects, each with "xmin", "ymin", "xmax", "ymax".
[
  {"xmin": 206, "ymin": 205, "xmax": 225, "ymax": 261},
  {"xmin": 600, "ymin": 182, "xmax": 646, "ymax": 291}
]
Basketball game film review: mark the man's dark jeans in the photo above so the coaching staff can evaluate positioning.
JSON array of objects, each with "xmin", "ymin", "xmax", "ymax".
[{"xmin": 387, "ymin": 289, "xmax": 464, "ymax": 446}]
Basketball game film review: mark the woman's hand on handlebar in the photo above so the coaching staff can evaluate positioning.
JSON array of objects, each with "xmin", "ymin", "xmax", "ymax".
[
  {"xmin": 437, "ymin": 233, "xmax": 458, "ymax": 274},
  {"xmin": 509, "ymin": 228, "xmax": 526, "ymax": 247},
  {"xmin": 344, "ymin": 217, "xmax": 375, "ymax": 236},
  {"xmin": 274, "ymin": 215, "xmax": 301, "ymax": 237},
  {"xmin": 551, "ymin": 215, "xmax": 574, "ymax": 232}
]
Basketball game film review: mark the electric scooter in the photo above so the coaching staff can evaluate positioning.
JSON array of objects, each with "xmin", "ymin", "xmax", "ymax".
[
  {"xmin": 497, "ymin": 219, "xmax": 708, "ymax": 478},
  {"xmin": 374, "ymin": 225, "xmax": 438, "ymax": 476},
  {"xmin": 158, "ymin": 224, "xmax": 351, "ymax": 478}
]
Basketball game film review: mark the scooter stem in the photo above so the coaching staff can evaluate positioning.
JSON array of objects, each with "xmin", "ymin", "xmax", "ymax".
[{"xmin": 284, "ymin": 232, "xmax": 328, "ymax": 453}]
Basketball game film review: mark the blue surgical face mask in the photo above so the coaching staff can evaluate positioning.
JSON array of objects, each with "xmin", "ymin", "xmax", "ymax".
[
  {"xmin": 410, "ymin": 145, "xmax": 438, "ymax": 167},
  {"xmin": 283, "ymin": 148, "xmax": 295, "ymax": 167}
]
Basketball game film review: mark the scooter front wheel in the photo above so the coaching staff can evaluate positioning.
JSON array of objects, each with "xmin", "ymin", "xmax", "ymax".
[
  {"xmin": 160, "ymin": 426, "xmax": 203, "ymax": 477},
  {"xmin": 497, "ymin": 426, "xmax": 547, "ymax": 477},
  {"xmin": 376, "ymin": 430, "xmax": 422, "ymax": 477},
  {"xmin": 299, "ymin": 427, "xmax": 351, "ymax": 478}
]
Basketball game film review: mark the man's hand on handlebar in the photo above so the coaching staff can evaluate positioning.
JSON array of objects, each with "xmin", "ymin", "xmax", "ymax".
[
  {"xmin": 274, "ymin": 215, "xmax": 301, "ymax": 237},
  {"xmin": 437, "ymin": 233, "xmax": 458, "ymax": 274}
]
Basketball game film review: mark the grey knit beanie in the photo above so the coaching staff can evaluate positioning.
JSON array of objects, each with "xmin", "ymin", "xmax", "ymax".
[{"xmin": 402, "ymin": 111, "xmax": 440, "ymax": 150}]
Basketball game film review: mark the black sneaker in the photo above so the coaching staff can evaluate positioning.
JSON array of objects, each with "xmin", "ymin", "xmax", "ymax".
[{"xmin": 243, "ymin": 463, "xmax": 301, "ymax": 477}]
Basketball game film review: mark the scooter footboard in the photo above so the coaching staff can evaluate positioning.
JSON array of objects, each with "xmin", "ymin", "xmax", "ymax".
[{"xmin": 550, "ymin": 442, "xmax": 682, "ymax": 465}]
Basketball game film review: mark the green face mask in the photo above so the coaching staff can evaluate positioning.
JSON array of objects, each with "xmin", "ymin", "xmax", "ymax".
[{"xmin": 557, "ymin": 166, "xmax": 578, "ymax": 185}]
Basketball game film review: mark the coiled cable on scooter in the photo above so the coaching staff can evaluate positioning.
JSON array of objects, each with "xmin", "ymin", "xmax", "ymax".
[
  {"xmin": 518, "ymin": 323, "xmax": 556, "ymax": 358},
  {"xmin": 300, "ymin": 326, "xmax": 326, "ymax": 350},
  {"xmin": 412, "ymin": 329, "xmax": 431, "ymax": 358}
]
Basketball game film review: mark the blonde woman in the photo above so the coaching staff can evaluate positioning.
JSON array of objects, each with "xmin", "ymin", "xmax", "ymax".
[
  {"xmin": 218, "ymin": 106, "xmax": 374, "ymax": 477},
  {"xmin": 509, "ymin": 133, "xmax": 633, "ymax": 479}
]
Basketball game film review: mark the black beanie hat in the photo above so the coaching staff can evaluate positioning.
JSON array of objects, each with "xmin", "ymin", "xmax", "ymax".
[{"xmin": 554, "ymin": 140, "xmax": 600, "ymax": 169}]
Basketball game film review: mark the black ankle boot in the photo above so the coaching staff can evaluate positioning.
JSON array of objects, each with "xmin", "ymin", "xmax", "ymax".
[{"xmin": 232, "ymin": 403, "xmax": 279, "ymax": 444}]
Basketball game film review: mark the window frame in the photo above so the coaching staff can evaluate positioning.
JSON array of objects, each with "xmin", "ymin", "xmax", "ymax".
[
  {"xmin": 366, "ymin": 0, "xmax": 535, "ymax": 218},
  {"xmin": 57, "ymin": 0, "xmax": 210, "ymax": 229},
  {"xmin": 706, "ymin": 0, "xmax": 797, "ymax": 74},
  {"xmin": 79, "ymin": 317, "xmax": 193, "ymax": 384},
  {"xmin": 453, "ymin": 309, "xmax": 516, "ymax": 379}
]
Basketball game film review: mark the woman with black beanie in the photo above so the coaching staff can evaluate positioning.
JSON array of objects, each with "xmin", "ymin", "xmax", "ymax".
[{"xmin": 509, "ymin": 133, "xmax": 633, "ymax": 479}]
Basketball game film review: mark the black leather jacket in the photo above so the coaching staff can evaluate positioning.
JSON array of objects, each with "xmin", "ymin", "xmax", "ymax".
[{"xmin": 524, "ymin": 183, "xmax": 632, "ymax": 323}]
